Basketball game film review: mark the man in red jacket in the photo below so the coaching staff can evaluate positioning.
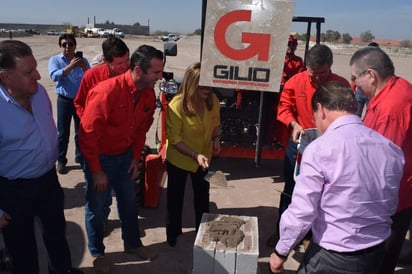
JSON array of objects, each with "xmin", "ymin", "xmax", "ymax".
[
  {"xmin": 272, "ymin": 34, "xmax": 306, "ymax": 150},
  {"xmin": 79, "ymin": 45, "xmax": 163, "ymax": 274},
  {"xmin": 350, "ymin": 46, "xmax": 412, "ymax": 274},
  {"xmin": 74, "ymin": 37, "xmax": 130, "ymax": 234},
  {"xmin": 74, "ymin": 37, "xmax": 129, "ymax": 118},
  {"xmin": 268, "ymin": 44, "xmax": 350, "ymax": 248},
  {"xmin": 280, "ymin": 34, "xmax": 305, "ymax": 88}
]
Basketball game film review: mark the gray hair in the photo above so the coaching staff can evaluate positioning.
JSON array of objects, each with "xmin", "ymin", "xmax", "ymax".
[{"xmin": 349, "ymin": 47, "xmax": 394, "ymax": 79}]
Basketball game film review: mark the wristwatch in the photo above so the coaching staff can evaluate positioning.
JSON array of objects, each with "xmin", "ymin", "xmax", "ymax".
[{"xmin": 274, "ymin": 249, "xmax": 288, "ymax": 260}]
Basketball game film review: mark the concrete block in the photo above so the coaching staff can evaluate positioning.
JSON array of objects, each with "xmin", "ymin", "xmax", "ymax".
[{"xmin": 193, "ymin": 213, "xmax": 259, "ymax": 274}]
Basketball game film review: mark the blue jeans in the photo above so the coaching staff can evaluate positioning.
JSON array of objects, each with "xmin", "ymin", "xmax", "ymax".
[
  {"xmin": 84, "ymin": 148, "xmax": 142, "ymax": 257},
  {"xmin": 57, "ymin": 95, "xmax": 81, "ymax": 165},
  {"xmin": 277, "ymin": 138, "xmax": 312, "ymax": 241},
  {"xmin": 0, "ymin": 168, "xmax": 72, "ymax": 274},
  {"xmin": 275, "ymin": 138, "xmax": 298, "ymax": 239},
  {"xmin": 279, "ymin": 138, "xmax": 298, "ymax": 215}
]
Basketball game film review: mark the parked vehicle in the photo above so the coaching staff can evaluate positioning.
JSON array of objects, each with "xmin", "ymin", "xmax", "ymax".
[
  {"xmin": 66, "ymin": 26, "xmax": 86, "ymax": 37},
  {"xmin": 47, "ymin": 30, "xmax": 60, "ymax": 35},
  {"xmin": 97, "ymin": 28, "xmax": 109, "ymax": 38},
  {"xmin": 25, "ymin": 29, "xmax": 40, "ymax": 35},
  {"xmin": 161, "ymin": 33, "xmax": 180, "ymax": 42},
  {"xmin": 89, "ymin": 28, "xmax": 125, "ymax": 38}
]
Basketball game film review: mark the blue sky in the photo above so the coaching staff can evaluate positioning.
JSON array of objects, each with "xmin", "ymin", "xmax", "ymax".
[{"xmin": 2, "ymin": 0, "xmax": 412, "ymax": 40}]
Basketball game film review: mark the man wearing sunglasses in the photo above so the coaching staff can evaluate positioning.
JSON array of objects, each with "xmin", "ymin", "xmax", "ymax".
[{"xmin": 48, "ymin": 33, "xmax": 90, "ymax": 175}]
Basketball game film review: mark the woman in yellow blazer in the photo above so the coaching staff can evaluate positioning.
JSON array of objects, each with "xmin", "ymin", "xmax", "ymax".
[{"xmin": 165, "ymin": 62, "xmax": 221, "ymax": 247}]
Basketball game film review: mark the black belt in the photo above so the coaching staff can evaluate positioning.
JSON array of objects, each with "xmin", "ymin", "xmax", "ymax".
[
  {"xmin": 58, "ymin": 94, "xmax": 74, "ymax": 101},
  {"xmin": 0, "ymin": 168, "xmax": 55, "ymax": 183},
  {"xmin": 329, "ymin": 242, "xmax": 384, "ymax": 256}
]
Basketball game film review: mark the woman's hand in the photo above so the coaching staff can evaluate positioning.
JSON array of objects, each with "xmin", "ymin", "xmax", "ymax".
[{"xmin": 195, "ymin": 153, "xmax": 209, "ymax": 170}]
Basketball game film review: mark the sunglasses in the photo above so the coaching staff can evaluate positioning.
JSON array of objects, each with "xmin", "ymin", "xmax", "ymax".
[{"xmin": 61, "ymin": 42, "xmax": 74, "ymax": 48}]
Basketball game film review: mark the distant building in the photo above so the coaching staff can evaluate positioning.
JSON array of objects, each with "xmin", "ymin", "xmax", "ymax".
[{"xmin": 0, "ymin": 22, "xmax": 150, "ymax": 36}]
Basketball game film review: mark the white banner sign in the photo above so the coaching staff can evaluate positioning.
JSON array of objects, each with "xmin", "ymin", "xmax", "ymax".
[{"xmin": 200, "ymin": 0, "xmax": 295, "ymax": 92}]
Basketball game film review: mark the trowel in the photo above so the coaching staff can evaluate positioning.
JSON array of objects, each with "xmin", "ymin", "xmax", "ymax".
[{"xmin": 204, "ymin": 170, "xmax": 228, "ymax": 187}]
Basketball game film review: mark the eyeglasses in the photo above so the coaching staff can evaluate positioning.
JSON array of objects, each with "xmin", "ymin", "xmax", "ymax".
[
  {"xmin": 61, "ymin": 42, "xmax": 74, "ymax": 48},
  {"xmin": 351, "ymin": 70, "xmax": 367, "ymax": 82}
]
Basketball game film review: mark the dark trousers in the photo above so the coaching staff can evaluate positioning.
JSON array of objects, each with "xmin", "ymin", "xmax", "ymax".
[
  {"xmin": 298, "ymin": 242, "xmax": 385, "ymax": 274},
  {"xmin": 276, "ymin": 138, "xmax": 312, "ymax": 241},
  {"xmin": 377, "ymin": 207, "xmax": 412, "ymax": 274},
  {"xmin": 278, "ymin": 138, "xmax": 298, "ymax": 215},
  {"xmin": 0, "ymin": 168, "xmax": 72, "ymax": 274},
  {"xmin": 275, "ymin": 139, "xmax": 297, "ymax": 237},
  {"xmin": 166, "ymin": 161, "xmax": 209, "ymax": 239},
  {"xmin": 57, "ymin": 95, "xmax": 81, "ymax": 165}
]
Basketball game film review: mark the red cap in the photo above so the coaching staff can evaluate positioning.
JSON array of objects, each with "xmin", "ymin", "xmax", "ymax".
[{"xmin": 288, "ymin": 35, "xmax": 297, "ymax": 45}]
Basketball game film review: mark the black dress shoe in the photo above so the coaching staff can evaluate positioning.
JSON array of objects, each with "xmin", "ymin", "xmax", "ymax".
[
  {"xmin": 167, "ymin": 237, "xmax": 176, "ymax": 247},
  {"xmin": 57, "ymin": 163, "xmax": 68, "ymax": 174}
]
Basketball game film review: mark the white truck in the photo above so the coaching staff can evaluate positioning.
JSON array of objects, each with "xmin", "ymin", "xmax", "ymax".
[
  {"xmin": 84, "ymin": 27, "xmax": 125, "ymax": 38},
  {"xmin": 161, "ymin": 33, "xmax": 180, "ymax": 42},
  {"xmin": 108, "ymin": 28, "xmax": 125, "ymax": 38}
]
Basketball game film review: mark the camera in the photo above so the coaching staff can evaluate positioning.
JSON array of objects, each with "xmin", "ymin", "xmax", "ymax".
[{"xmin": 75, "ymin": 51, "xmax": 83, "ymax": 58}]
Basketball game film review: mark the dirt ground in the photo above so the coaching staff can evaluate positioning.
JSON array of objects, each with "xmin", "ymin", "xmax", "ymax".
[{"xmin": 1, "ymin": 34, "xmax": 412, "ymax": 273}]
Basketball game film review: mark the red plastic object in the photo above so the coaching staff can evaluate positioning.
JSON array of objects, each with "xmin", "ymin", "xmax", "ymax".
[{"xmin": 144, "ymin": 146, "xmax": 166, "ymax": 207}]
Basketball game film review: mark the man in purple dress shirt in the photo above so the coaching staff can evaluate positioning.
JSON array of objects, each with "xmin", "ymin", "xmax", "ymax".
[{"xmin": 269, "ymin": 81, "xmax": 404, "ymax": 274}]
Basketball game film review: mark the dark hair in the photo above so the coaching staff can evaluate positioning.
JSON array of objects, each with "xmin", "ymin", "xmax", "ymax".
[
  {"xmin": 349, "ymin": 47, "xmax": 394, "ymax": 79},
  {"xmin": 312, "ymin": 81, "xmax": 358, "ymax": 113},
  {"xmin": 0, "ymin": 40, "xmax": 33, "ymax": 70},
  {"xmin": 58, "ymin": 33, "xmax": 76, "ymax": 47},
  {"xmin": 130, "ymin": 45, "xmax": 163, "ymax": 73},
  {"xmin": 102, "ymin": 37, "xmax": 129, "ymax": 62},
  {"xmin": 306, "ymin": 44, "xmax": 333, "ymax": 68},
  {"xmin": 367, "ymin": 42, "xmax": 379, "ymax": 47}
]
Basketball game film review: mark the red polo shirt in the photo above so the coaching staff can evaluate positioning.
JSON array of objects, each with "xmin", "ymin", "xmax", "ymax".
[
  {"xmin": 364, "ymin": 76, "xmax": 412, "ymax": 212},
  {"xmin": 281, "ymin": 54, "xmax": 305, "ymax": 86},
  {"xmin": 74, "ymin": 64, "xmax": 111, "ymax": 118},
  {"xmin": 277, "ymin": 70, "xmax": 350, "ymax": 129},
  {"xmin": 79, "ymin": 71, "xmax": 156, "ymax": 172}
]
